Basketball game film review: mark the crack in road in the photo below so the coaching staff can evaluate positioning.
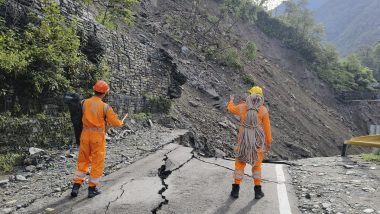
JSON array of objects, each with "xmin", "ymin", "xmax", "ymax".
[
  {"xmin": 151, "ymin": 148, "xmax": 195, "ymax": 214},
  {"xmin": 105, "ymin": 179, "xmax": 134, "ymax": 214}
]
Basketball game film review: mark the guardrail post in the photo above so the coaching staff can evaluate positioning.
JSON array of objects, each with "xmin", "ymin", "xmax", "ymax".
[
  {"xmin": 372, "ymin": 125, "xmax": 380, "ymax": 155},
  {"xmin": 341, "ymin": 144, "xmax": 348, "ymax": 157}
]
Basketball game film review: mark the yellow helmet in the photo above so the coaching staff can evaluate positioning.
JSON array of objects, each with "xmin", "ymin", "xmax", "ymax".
[{"xmin": 248, "ymin": 86, "xmax": 263, "ymax": 95}]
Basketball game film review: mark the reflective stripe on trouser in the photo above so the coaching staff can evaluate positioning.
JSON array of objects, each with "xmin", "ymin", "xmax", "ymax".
[
  {"xmin": 234, "ymin": 151, "xmax": 264, "ymax": 185},
  {"xmin": 252, "ymin": 166, "xmax": 262, "ymax": 186},
  {"xmin": 73, "ymin": 171, "xmax": 86, "ymax": 184},
  {"xmin": 73, "ymin": 130, "xmax": 106, "ymax": 186},
  {"xmin": 89, "ymin": 177, "xmax": 101, "ymax": 187},
  {"xmin": 83, "ymin": 127, "xmax": 104, "ymax": 132}
]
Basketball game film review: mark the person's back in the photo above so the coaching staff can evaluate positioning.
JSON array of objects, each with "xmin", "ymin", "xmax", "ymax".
[
  {"xmin": 82, "ymin": 96, "xmax": 122, "ymax": 130},
  {"xmin": 228, "ymin": 102, "xmax": 271, "ymax": 145}
]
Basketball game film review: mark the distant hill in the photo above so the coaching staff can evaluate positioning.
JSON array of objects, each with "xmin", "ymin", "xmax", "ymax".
[
  {"xmin": 314, "ymin": 0, "xmax": 380, "ymax": 55},
  {"xmin": 274, "ymin": 0, "xmax": 380, "ymax": 55}
]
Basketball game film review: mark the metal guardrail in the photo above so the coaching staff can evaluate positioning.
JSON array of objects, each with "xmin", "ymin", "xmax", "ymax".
[
  {"xmin": 338, "ymin": 91, "xmax": 380, "ymax": 101},
  {"xmin": 342, "ymin": 125, "xmax": 380, "ymax": 156}
]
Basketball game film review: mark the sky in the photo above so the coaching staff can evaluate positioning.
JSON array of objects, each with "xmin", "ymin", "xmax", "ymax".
[{"xmin": 262, "ymin": 0, "xmax": 286, "ymax": 10}]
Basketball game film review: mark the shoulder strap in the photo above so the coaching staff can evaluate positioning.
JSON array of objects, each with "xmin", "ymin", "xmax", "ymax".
[
  {"xmin": 103, "ymin": 103, "xmax": 110, "ymax": 121},
  {"xmin": 261, "ymin": 106, "xmax": 268, "ymax": 117},
  {"xmin": 81, "ymin": 99, "xmax": 86, "ymax": 111}
]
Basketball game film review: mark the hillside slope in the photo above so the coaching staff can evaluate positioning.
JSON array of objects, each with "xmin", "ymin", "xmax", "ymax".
[{"xmin": 137, "ymin": 0, "xmax": 376, "ymax": 159}]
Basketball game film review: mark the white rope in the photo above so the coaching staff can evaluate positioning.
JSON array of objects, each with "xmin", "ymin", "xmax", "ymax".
[{"xmin": 234, "ymin": 94, "xmax": 265, "ymax": 165}]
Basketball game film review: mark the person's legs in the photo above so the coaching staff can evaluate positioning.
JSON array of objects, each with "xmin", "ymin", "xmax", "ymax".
[
  {"xmin": 234, "ymin": 159, "xmax": 246, "ymax": 184},
  {"xmin": 88, "ymin": 133, "xmax": 106, "ymax": 198},
  {"xmin": 71, "ymin": 132, "xmax": 91, "ymax": 197},
  {"xmin": 252, "ymin": 151, "xmax": 264, "ymax": 199},
  {"xmin": 231, "ymin": 159, "xmax": 246, "ymax": 198}
]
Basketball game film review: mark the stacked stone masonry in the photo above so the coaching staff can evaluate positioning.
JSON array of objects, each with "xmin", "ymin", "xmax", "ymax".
[{"xmin": 7, "ymin": 0, "xmax": 179, "ymax": 113}]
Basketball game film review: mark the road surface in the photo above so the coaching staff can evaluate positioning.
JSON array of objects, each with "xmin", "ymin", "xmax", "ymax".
[{"xmin": 33, "ymin": 143, "xmax": 301, "ymax": 214}]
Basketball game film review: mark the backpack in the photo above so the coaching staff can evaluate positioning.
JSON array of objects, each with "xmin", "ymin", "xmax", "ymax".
[
  {"xmin": 64, "ymin": 92, "xmax": 84, "ymax": 145},
  {"xmin": 64, "ymin": 92, "xmax": 110, "ymax": 145}
]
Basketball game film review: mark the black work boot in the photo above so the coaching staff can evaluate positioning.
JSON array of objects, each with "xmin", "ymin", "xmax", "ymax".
[
  {"xmin": 254, "ymin": 185, "xmax": 265, "ymax": 199},
  {"xmin": 230, "ymin": 184, "xmax": 240, "ymax": 199},
  {"xmin": 88, "ymin": 186, "xmax": 101, "ymax": 198},
  {"xmin": 71, "ymin": 183, "xmax": 81, "ymax": 197}
]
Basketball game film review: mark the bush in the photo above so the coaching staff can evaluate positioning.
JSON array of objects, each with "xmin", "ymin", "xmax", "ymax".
[
  {"xmin": 222, "ymin": 0, "xmax": 259, "ymax": 23},
  {"xmin": 144, "ymin": 94, "xmax": 172, "ymax": 114},
  {"xmin": 243, "ymin": 42, "xmax": 257, "ymax": 61},
  {"xmin": 359, "ymin": 153, "xmax": 380, "ymax": 163},
  {"xmin": 0, "ymin": 152, "xmax": 25, "ymax": 173},
  {"xmin": 82, "ymin": 0, "xmax": 140, "ymax": 30},
  {"xmin": 0, "ymin": 112, "xmax": 72, "ymax": 151},
  {"xmin": 222, "ymin": 49, "xmax": 243, "ymax": 70},
  {"xmin": 204, "ymin": 46, "xmax": 243, "ymax": 70},
  {"xmin": 131, "ymin": 112, "xmax": 152, "ymax": 122},
  {"xmin": 243, "ymin": 75, "xmax": 256, "ymax": 85}
]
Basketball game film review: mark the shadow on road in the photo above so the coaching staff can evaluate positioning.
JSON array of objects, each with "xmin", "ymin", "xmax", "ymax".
[
  {"xmin": 212, "ymin": 197, "xmax": 259, "ymax": 214},
  {"xmin": 235, "ymin": 198, "xmax": 259, "ymax": 214},
  {"xmin": 212, "ymin": 197, "xmax": 236, "ymax": 214},
  {"xmin": 31, "ymin": 195, "xmax": 88, "ymax": 214}
]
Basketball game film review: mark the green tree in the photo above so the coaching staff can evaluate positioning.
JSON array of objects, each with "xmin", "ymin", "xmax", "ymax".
[
  {"xmin": 357, "ymin": 42, "xmax": 380, "ymax": 82},
  {"xmin": 280, "ymin": 0, "xmax": 324, "ymax": 41},
  {"xmin": 222, "ymin": 0, "xmax": 260, "ymax": 23},
  {"xmin": 342, "ymin": 55, "xmax": 376, "ymax": 89}
]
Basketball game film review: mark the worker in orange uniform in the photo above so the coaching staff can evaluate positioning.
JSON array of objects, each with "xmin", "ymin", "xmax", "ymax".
[
  {"xmin": 227, "ymin": 86, "xmax": 272, "ymax": 199},
  {"xmin": 71, "ymin": 80, "xmax": 125, "ymax": 198}
]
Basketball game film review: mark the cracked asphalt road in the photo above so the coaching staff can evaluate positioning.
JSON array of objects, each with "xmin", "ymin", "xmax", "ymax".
[{"xmin": 31, "ymin": 143, "xmax": 301, "ymax": 214}]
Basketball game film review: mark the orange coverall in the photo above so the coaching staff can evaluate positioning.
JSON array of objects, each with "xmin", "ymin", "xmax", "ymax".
[
  {"xmin": 73, "ymin": 96, "xmax": 123, "ymax": 187},
  {"xmin": 227, "ymin": 101, "xmax": 272, "ymax": 186}
]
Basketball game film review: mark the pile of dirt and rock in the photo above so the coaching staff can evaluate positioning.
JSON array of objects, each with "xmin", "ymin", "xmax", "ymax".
[{"xmin": 289, "ymin": 156, "xmax": 380, "ymax": 214}]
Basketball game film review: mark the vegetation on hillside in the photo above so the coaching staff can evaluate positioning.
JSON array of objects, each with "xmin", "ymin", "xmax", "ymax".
[
  {"xmin": 360, "ymin": 153, "xmax": 380, "ymax": 163},
  {"xmin": 0, "ymin": 0, "xmax": 141, "ymax": 115},
  {"xmin": 161, "ymin": 0, "xmax": 261, "ymax": 73},
  {"xmin": 0, "ymin": 0, "xmax": 137, "ymax": 172},
  {"xmin": 80, "ymin": 0, "xmax": 139, "ymax": 30},
  {"xmin": 162, "ymin": 0, "xmax": 376, "ymax": 92},
  {"xmin": 250, "ymin": 0, "xmax": 377, "ymax": 92},
  {"xmin": 0, "ymin": 1, "xmax": 108, "ymax": 114},
  {"xmin": 357, "ymin": 42, "xmax": 380, "ymax": 83},
  {"xmin": 0, "ymin": 152, "xmax": 25, "ymax": 172}
]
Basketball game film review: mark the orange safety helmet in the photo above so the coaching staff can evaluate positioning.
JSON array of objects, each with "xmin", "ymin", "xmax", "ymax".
[{"xmin": 93, "ymin": 80, "xmax": 110, "ymax": 94}]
